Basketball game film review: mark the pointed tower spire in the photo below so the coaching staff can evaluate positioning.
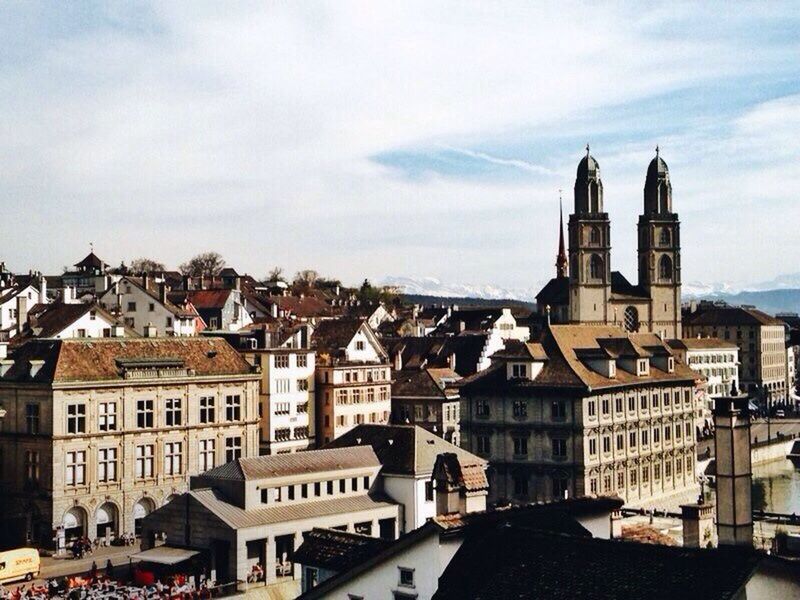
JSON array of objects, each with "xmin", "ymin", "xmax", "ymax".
[{"xmin": 556, "ymin": 191, "xmax": 568, "ymax": 278}]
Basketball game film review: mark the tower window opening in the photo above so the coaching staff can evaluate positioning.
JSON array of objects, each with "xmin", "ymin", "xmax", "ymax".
[
  {"xmin": 589, "ymin": 254, "xmax": 604, "ymax": 280},
  {"xmin": 659, "ymin": 255, "xmax": 673, "ymax": 281}
]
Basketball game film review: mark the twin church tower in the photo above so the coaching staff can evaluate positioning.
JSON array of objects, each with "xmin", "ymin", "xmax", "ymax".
[{"xmin": 536, "ymin": 146, "xmax": 682, "ymax": 339}]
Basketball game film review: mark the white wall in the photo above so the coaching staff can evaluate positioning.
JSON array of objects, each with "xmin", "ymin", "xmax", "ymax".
[
  {"xmin": 345, "ymin": 327, "xmax": 384, "ymax": 363},
  {"xmin": 51, "ymin": 309, "xmax": 119, "ymax": 339},
  {"xmin": 0, "ymin": 285, "xmax": 40, "ymax": 331}
]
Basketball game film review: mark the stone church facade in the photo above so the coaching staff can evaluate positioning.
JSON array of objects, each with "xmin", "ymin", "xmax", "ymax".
[{"xmin": 537, "ymin": 147, "xmax": 682, "ymax": 340}]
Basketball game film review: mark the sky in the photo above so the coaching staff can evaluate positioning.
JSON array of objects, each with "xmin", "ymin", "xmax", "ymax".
[{"xmin": 1, "ymin": 2, "xmax": 799, "ymax": 290}]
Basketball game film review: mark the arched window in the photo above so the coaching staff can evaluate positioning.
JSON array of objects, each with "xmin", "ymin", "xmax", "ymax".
[
  {"xmin": 658, "ymin": 182, "xmax": 669, "ymax": 212},
  {"xmin": 659, "ymin": 255, "xmax": 673, "ymax": 281},
  {"xmin": 624, "ymin": 307, "xmax": 639, "ymax": 332},
  {"xmin": 659, "ymin": 228, "xmax": 670, "ymax": 246},
  {"xmin": 589, "ymin": 226, "xmax": 601, "ymax": 245},
  {"xmin": 590, "ymin": 254, "xmax": 604, "ymax": 280},
  {"xmin": 589, "ymin": 182, "xmax": 599, "ymax": 213}
]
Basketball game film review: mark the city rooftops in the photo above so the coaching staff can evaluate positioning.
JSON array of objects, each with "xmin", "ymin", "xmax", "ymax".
[{"xmin": 668, "ymin": 337, "xmax": 739, "ymax": 351}]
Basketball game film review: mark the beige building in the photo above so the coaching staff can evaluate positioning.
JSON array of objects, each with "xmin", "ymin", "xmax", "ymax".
[
  {"xmin": 140, "ymin": 446, "xmax": 400, "ymax": 586},
  {"xmin": 684, "ymin": 305, "xmax": 788, "ymax": 406},
  {"xmin": 0, "ymin": 337, "xmax": 260, "ymax": 548},
  {"xmin": 460, "ymin": 325, "xmax": 700, "ymax": 507},
  {"xmin": 536, "ymin": 148, "xmax": 682, "ymax": 339},
  {"xmin": 313, "ymin": 319, "xmax": 392, "ymax": 444}
]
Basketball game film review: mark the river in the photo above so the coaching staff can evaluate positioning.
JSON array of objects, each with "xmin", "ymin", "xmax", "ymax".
[{"xmin": 751, "ymin": 458, "xmax": 800, "ymax": 514}]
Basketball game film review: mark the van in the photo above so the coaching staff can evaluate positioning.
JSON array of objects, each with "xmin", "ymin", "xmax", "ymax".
[{"xmin": 0, "ymin": 548, "xmax": 40, "ymax": 584}]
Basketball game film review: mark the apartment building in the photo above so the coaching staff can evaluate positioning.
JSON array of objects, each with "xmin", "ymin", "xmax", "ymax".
[
  {"xmin": 313, "ymin": 319, "xmax": 392, "ymax": 444},
  {"xmin": 684, "ymin": 305, "xmax": 788, "ymax": 405},
  {"xmin": 460, "ymin": 326, "xmax": 700, "ymax": 507},
  {"xmin": 0, "ymin": 337, "xmax": 260, "ymax": 548}
]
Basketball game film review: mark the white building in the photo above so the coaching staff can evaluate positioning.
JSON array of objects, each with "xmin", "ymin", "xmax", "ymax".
[
  {"xmin": 0, "ymin": 281, "xmax": 43, "ymax": 338},
  {"xmin": 11, "ymin": 301, "xmax": 133, "ymax": 345},
  {"xmin": 99, "ymin": 275, "xmax": 200, "ymax": 337},
  {"xmin": 325, "ymin": 424, "xmax": 487, "ymax": 533}
]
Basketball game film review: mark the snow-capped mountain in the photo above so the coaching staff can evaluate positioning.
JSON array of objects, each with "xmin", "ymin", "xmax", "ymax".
[{"xmin": 379, "ymin": 276, "xmax": 540, "ymax": 302}]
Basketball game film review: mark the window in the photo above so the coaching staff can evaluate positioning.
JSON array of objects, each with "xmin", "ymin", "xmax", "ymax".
[
  {"xmin": 165, "ymin": 398, "xmax": 182, "ymax": 426},
  {"xmin": 664, "ymin": 425, "xmax": 671, "ymax": 441},
  {"xmin": 630, "ymin": 468, "xmax": 638, "ymax": 486},
  {"xmin": 351, "ymin": 477, "xmax": 358, "ymax": 492},
  {"xmin": 66, "ymin": 404, "xmax": 86, "ymax": 434},
  {"xmin": 642, "ymin": 429, "xmax": 649, "ymax": 446},
  {"xmin": 512, "ymin": 364, "xmax": 527, "ymax": 378},
  {"xmin": 66, "ymin": 450, "xmax": 86, "ymax": 486},
  {"xmin": 164, "ymin": 442, "xmax": 183, "ymax": 475},
  {"xmin": 659, "ymin": 255, "xmax": 673, "ymax": 281},
  {"xmin": 659, "ymin": 228, "xmax": 671, "ymax": 246},
  {"xmin": 25, "ymin": 404, "xmax": 40, "ymax": 434},
  {"xmin": 513, "ymin": 400, "xmax": 527, "ymax": 417},
  {"xmin": 24, "ymin": 450, "xmax": 40, "ymax": 484},
  {"xmin": 297, "ymin": 402, "xmax": 308, "ymax": 414},
  {"xmin": 589, "ymin": 226, "xmax": 601, "ymax": 245},
  {"xmin": 275, "ymin": 355, "xmax": 289, "ymax": 368},
  {"xmin": 98, "ymin": 447, "xmax": 117, "ymax": 482},
  {"xmin": 617, "ymin": 471, "xmax": 624, "ymax": 489},
  {"xmin": 297, "ymin": 354, "xmax": 308, "ymax": 367},
  {"xmin": 137, "ymin": 399, "xmax": 154, "ymax": 428},
  {"xmin": 199, "ymin": 439, "xmax": 216, "ymax": 471},
  {"xmin": 627, "ymin": 396, "xmax": 635, "ymax": 412},
  {"xmin": 275, "ymin": 427, "xmax": 291, "ymax": 441},
  {"xmin": 590, "ymin": 254, "xmax": 604, "ymax": 280},
  {"xmin": 297, "ymin": 378, "xmax": 309, "ymax": 392},
  {"xmin": 127, "ymin": 302, "xmax": 136, "ymax": 312},
  {"xmin": 327, "ymin": 480, "xmax": 334, "ymax": 495},
  {"xmin": 476, "ymin": 400, "xmax": 490, "ymax": 417},
  {"xmin": 602, "ymin": 436, "xmax": 611, "ymax": 453},
  {"xmin": 355, "ymin": 340, "xmax": 366, "ymax": 351},
  {"xmin": 513, "ymin": 436, "xmax": 528, "ymax": 456},
  {"xmin": 653, "ymin": 427, "xmax": 661, "ymax": 443},
  {"xmin": 552, "ymin": 400, "xmax": 566, "ymax": 419},
  {"xmin": 98, "ymin": 402, "xmax": 116, "ymax": 431},
  {"xmin": 552, "ymin": 438, "xmax": 567, "ymax": 458},
  {"xmin": 314, "ymin": 481, "xmax": 321, "ymax": 497},
  {"xmin": 200, "ymin": 396, "xmax": 215, "ymax": 423},
  {"xmin": 225, "ymin": 437, "xmax": 242, "ymax": 462},
  {"xmin": 339, "ymin": 479, "xmax": 346, "ymax": 493},
  {"xmin": 652, "ymin": 393, "xmax": 659, "ymax": 408},
  {"xmin": 615, "ymin": 397, "xmax": 623, "ymax": 413},
  {"xmin": 301, "ymin": 483, "xmax": 309, "ymax": 498},
  {"xmin": 616, "ymin": 433, "xmax": 624, "ymax": 451},
  {"xmin": 589, "ymin": 438, "xmax": 597, "ymax": 456},
  {"xmin": 275, "ymin": 402, "xmax": 290, "ymax": 415},
  {"xmin": 135, "ymin": 444, "xmax": 154, "ymax": 479},
  {"xmin": 588, "ymin": 400, "xmax": 596, "ymax": 417},
  {"xmin": 276, "ymin": 379, "xmax": 291, "ymax": 394},
  {"xmin": 665, "ymin": 461, "xmax": 672, "ymax": 478},
  {"xmin": 399, "ymin": 567, "xmax": 414, "ymax": 588},
  {"xmin": 624, "ymin": 306, "xmax": 639, "ymax": 332},
  {"xmin": 477, "ymin": 435, "xmax": 491, "ymax": 454},
  {"xmin": 225, "ymin": 395, "xmax": 242, "ymax": 421},
  {"xmin": 149, "ymin": 302, "xmax": 155, "ymax": 312},
  {"xmin": 629, "ymin": 431, "xmax": 637, "ymax": 448}
]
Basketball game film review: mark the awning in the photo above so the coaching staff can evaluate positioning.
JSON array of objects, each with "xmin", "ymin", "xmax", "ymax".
[{"xmin": 130, "ymin": 546, "xmax": 200, "ymax": 565}]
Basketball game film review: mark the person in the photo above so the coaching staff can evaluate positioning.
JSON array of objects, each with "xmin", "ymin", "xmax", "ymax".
[
  {"xmin": 89, "ymin": 560, "xmax": 98, "ymax": 580},
  {"xmin": 106, "ymin": 559, "xmax": 114, "ymax": 579}
]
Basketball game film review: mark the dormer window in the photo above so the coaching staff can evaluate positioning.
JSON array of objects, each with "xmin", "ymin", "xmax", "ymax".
[
  {"xmin": 667, "ymin": 357, "xmax": 675, "ymax": 373},
  {"xmin": 637, "ymin": 359, "xmax": 649, "ymax": 375},
  {"xmin": 512, "ymin": 364, "xmax": 528, "ymax": 378}
]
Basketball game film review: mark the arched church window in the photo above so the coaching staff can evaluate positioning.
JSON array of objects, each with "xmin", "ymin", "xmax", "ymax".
[
  {"xmin": 589, "ymin": 226, "xmax": 601, "ymax": 245},
  {"xmin": 589, "ymin": 182, "xmax": 599, "ymax": 213},
  {"xmin": 589, "ymin": 254, "xmax": 604, "ymax": 280},
  {"xmin": 659, "ymin": 255, "xmax": 673, "ymax": 281},
  {"xmin": 659, "ymin": 228, "xmax": 671, "ymax": 246},
  {"xmin": 624, "ymin": 307, "xmax": 639, "ymax": 332}
]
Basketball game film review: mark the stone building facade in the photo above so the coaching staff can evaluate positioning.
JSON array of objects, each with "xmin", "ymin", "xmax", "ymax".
[
  {"xmin": 460, "ymin": 325, "xmax": 700, "ymax": 507},
  {"xmin": 536, "ymin": 148, "xmax": 682, "ymax": 339},
  {"xmin": 0, "ymin": 337, "xmax": 260, "ymax": 548}
]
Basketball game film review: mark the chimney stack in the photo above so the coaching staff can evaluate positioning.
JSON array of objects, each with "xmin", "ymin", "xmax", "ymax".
[
  {"xmin": 714, "ymin": 387, "xmax": 753, "ymax": 547},
  {"xmin": 159, "ymin": 282, "xmax": 168, "ymax": 304},
  {"xmin": 16, "ymin": 295, "xmax": 28, "ymax": 335},
  {"xmin": 39, "ymin": 275, "xmax": 48, "ymax": 304}
]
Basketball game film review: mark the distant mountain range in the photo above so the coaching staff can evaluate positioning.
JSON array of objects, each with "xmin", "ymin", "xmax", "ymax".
[{"xmin": 381, "ymin": 274, "xmax": 800, "ymax": 316}]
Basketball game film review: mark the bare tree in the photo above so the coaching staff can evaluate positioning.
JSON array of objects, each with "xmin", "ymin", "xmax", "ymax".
[
  {"xmin": 179, "ymin": 252, "xmax": 226, "ymax": 277},
  {"xmin": 267, "ymin": 266, "xmax": 285, "ymax": 282},
  {"xmin": 130, "ymin": 257, "xmax": 166, "ymax": 273}
]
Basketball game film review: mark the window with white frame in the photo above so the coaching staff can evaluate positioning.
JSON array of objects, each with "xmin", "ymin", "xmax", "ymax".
[
  {"xmin": 98, "ymin": 447, "xmax": 117, "ymax": 482},
  {"xmin": 225, "ymin": 437, "xmax": 242, "ymax": 462},
  {"xmin": 276, "ymin": 379, "xmax": 291, "ymax": 394},
  {"xmin": 98, "ymin": 402, "xmax": 117, "ymax": 431},
  {"xmin": 135, "ymin": 444, "xmax": 154, "ymax": 479},
  {"xmin": 66, "ymin": 450, "xmax": 86, "ymax": 486},
  {"xmin": 164, "ymin": 441, "xmax": 183, "ymax": 476},
  {"xmin": 296, "ymin": 378, "xmax": 309, "ymax": 392},
  {"xmin": 225, "ymin": 395, "xmax": 242, "ymax": 420},
  {"xmin": 296, "ymin": 354, "xmax": 308, "ymax": 368},
  {"xmin": 274, "ymin": 355, "xmax": 289, "ymax": 369},
  {"xmin": 66, "ymin": 404, "xmax": 86, "ymax": 434},
  {"xmin": 199, "ymin": 439, "xmax": 216, "ymax": 471},
  {"xmin": 512, "ymin": 363, "xmax": 528, "ymax": 378},
  {"xmin": 275, "ymin": 402, "xmax": 290, "ymax": 415},
  {"xmin": 200, "ymin": 396, "xmax": 215, "ymax": 423},
  {"xmin": 165, "ymin": 398, "xmax": 182, "ymax": 426}
]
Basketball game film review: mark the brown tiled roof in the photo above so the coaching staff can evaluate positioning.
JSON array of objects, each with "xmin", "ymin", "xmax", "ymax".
[
  {"xmin": 667, "ymin": 337, "xmax": 739, "ymax": 351},
  {"xmin": 325, "ymin": 424, "xmax": 485, "ymax": 476},
  {"xmin": 392, "ymin": 368, "xmax": 459, "ymax": 400},
  {"xmin": 0, "ymin": 337, "xmax": 254, "ymax": 383},
  {"xmin": 684, "ymin": 306, "xmax": 784, "ymax": 327},
  {"xmin": 9, "ymin": 302, "xmax": 131, "ymax": 346},
  {"xmin": 273, "ymin": 294, "xmax": 333, "ymax": 319},
  {"xmin": 185, "ymin": 488, "xmax": 396, "ymax": 530},
  {"xmin": 294, "ymin": 528, "xmax": 393, "ymax": 571},
  {"xmin": 169, "ymin": 289, "xmax": 231, "ymax": 310},
  {"xmin": 621, "ymin": 523, "xmax": 678, "ymax": 546},
  {"xmin": 312, "ymin": 318, "xmax": 383, "ymax": 360},
  {"xmin": 199, "ymin": 446, "xmax": 380, "ymax": 481},
  {"xmin": 462, "ymin": 325, "xmax": 696, "ymax": 394},
  {"xmin": 490, "ymin": 339, "xmax": 548, "ymax": 361},
  {"xmin": 434, "ymin": 453, "xmax": 488, "ymax": 492},
  {"xmin": 384, "ymin": 335, "xmax": 488, "ymax": 377}
]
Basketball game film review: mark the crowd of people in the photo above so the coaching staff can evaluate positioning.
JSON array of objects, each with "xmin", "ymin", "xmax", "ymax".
[{"xmin": 0, "ymin": 575, "xmax": 217, "ymax": 599}]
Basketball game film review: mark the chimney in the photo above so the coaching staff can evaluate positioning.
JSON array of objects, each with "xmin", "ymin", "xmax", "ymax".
[
  {"xmin": 182, "ymin": 275, "xmax": 193, "ymax": 291},
  {"xmin": 16, "ymin": 295, "xmax": 28, "ymax": 335},
  {"xmin": 234, "ymin": 277, "xmax": 241, "ymax": 291},
  {"xmin": 143, "ymin": 273, "xmax": 150, "ymax": 290},
  {"xmin": 394, "ymin": 351, "xmax": 403, "ymax": 371},
  {"xmin": 681, "ymin": 501, "xmax": 716, "ymax": 548},
  {"xmin": 270, "ymin": 302, "xmax": 278, "ymax": 319},
  {"xmin": 39, "ymin": 275, "xmax": 48, "ymax": 304},
  {"xmin": 144, "ymin": 323, "xmax": 157, "ymax": 338},
  {"xmin": 714, "ymin": 387, "xmax": 753, "ymax": 547},
  {"xmin": 0, "ymin": 341, "xmax": 7, "ymax": 360},
  {"xmin": 448, "ymin": 352, "xmax": 456, "ymax": 372},
  {"xmin": 159, "ymin": 282, "xmax": 168, "ymax": 304}
]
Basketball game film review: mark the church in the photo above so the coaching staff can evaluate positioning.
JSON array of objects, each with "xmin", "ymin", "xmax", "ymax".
[{"xmin": 536, "ymin": 147, "xmax": 682, "ymax": 339}]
